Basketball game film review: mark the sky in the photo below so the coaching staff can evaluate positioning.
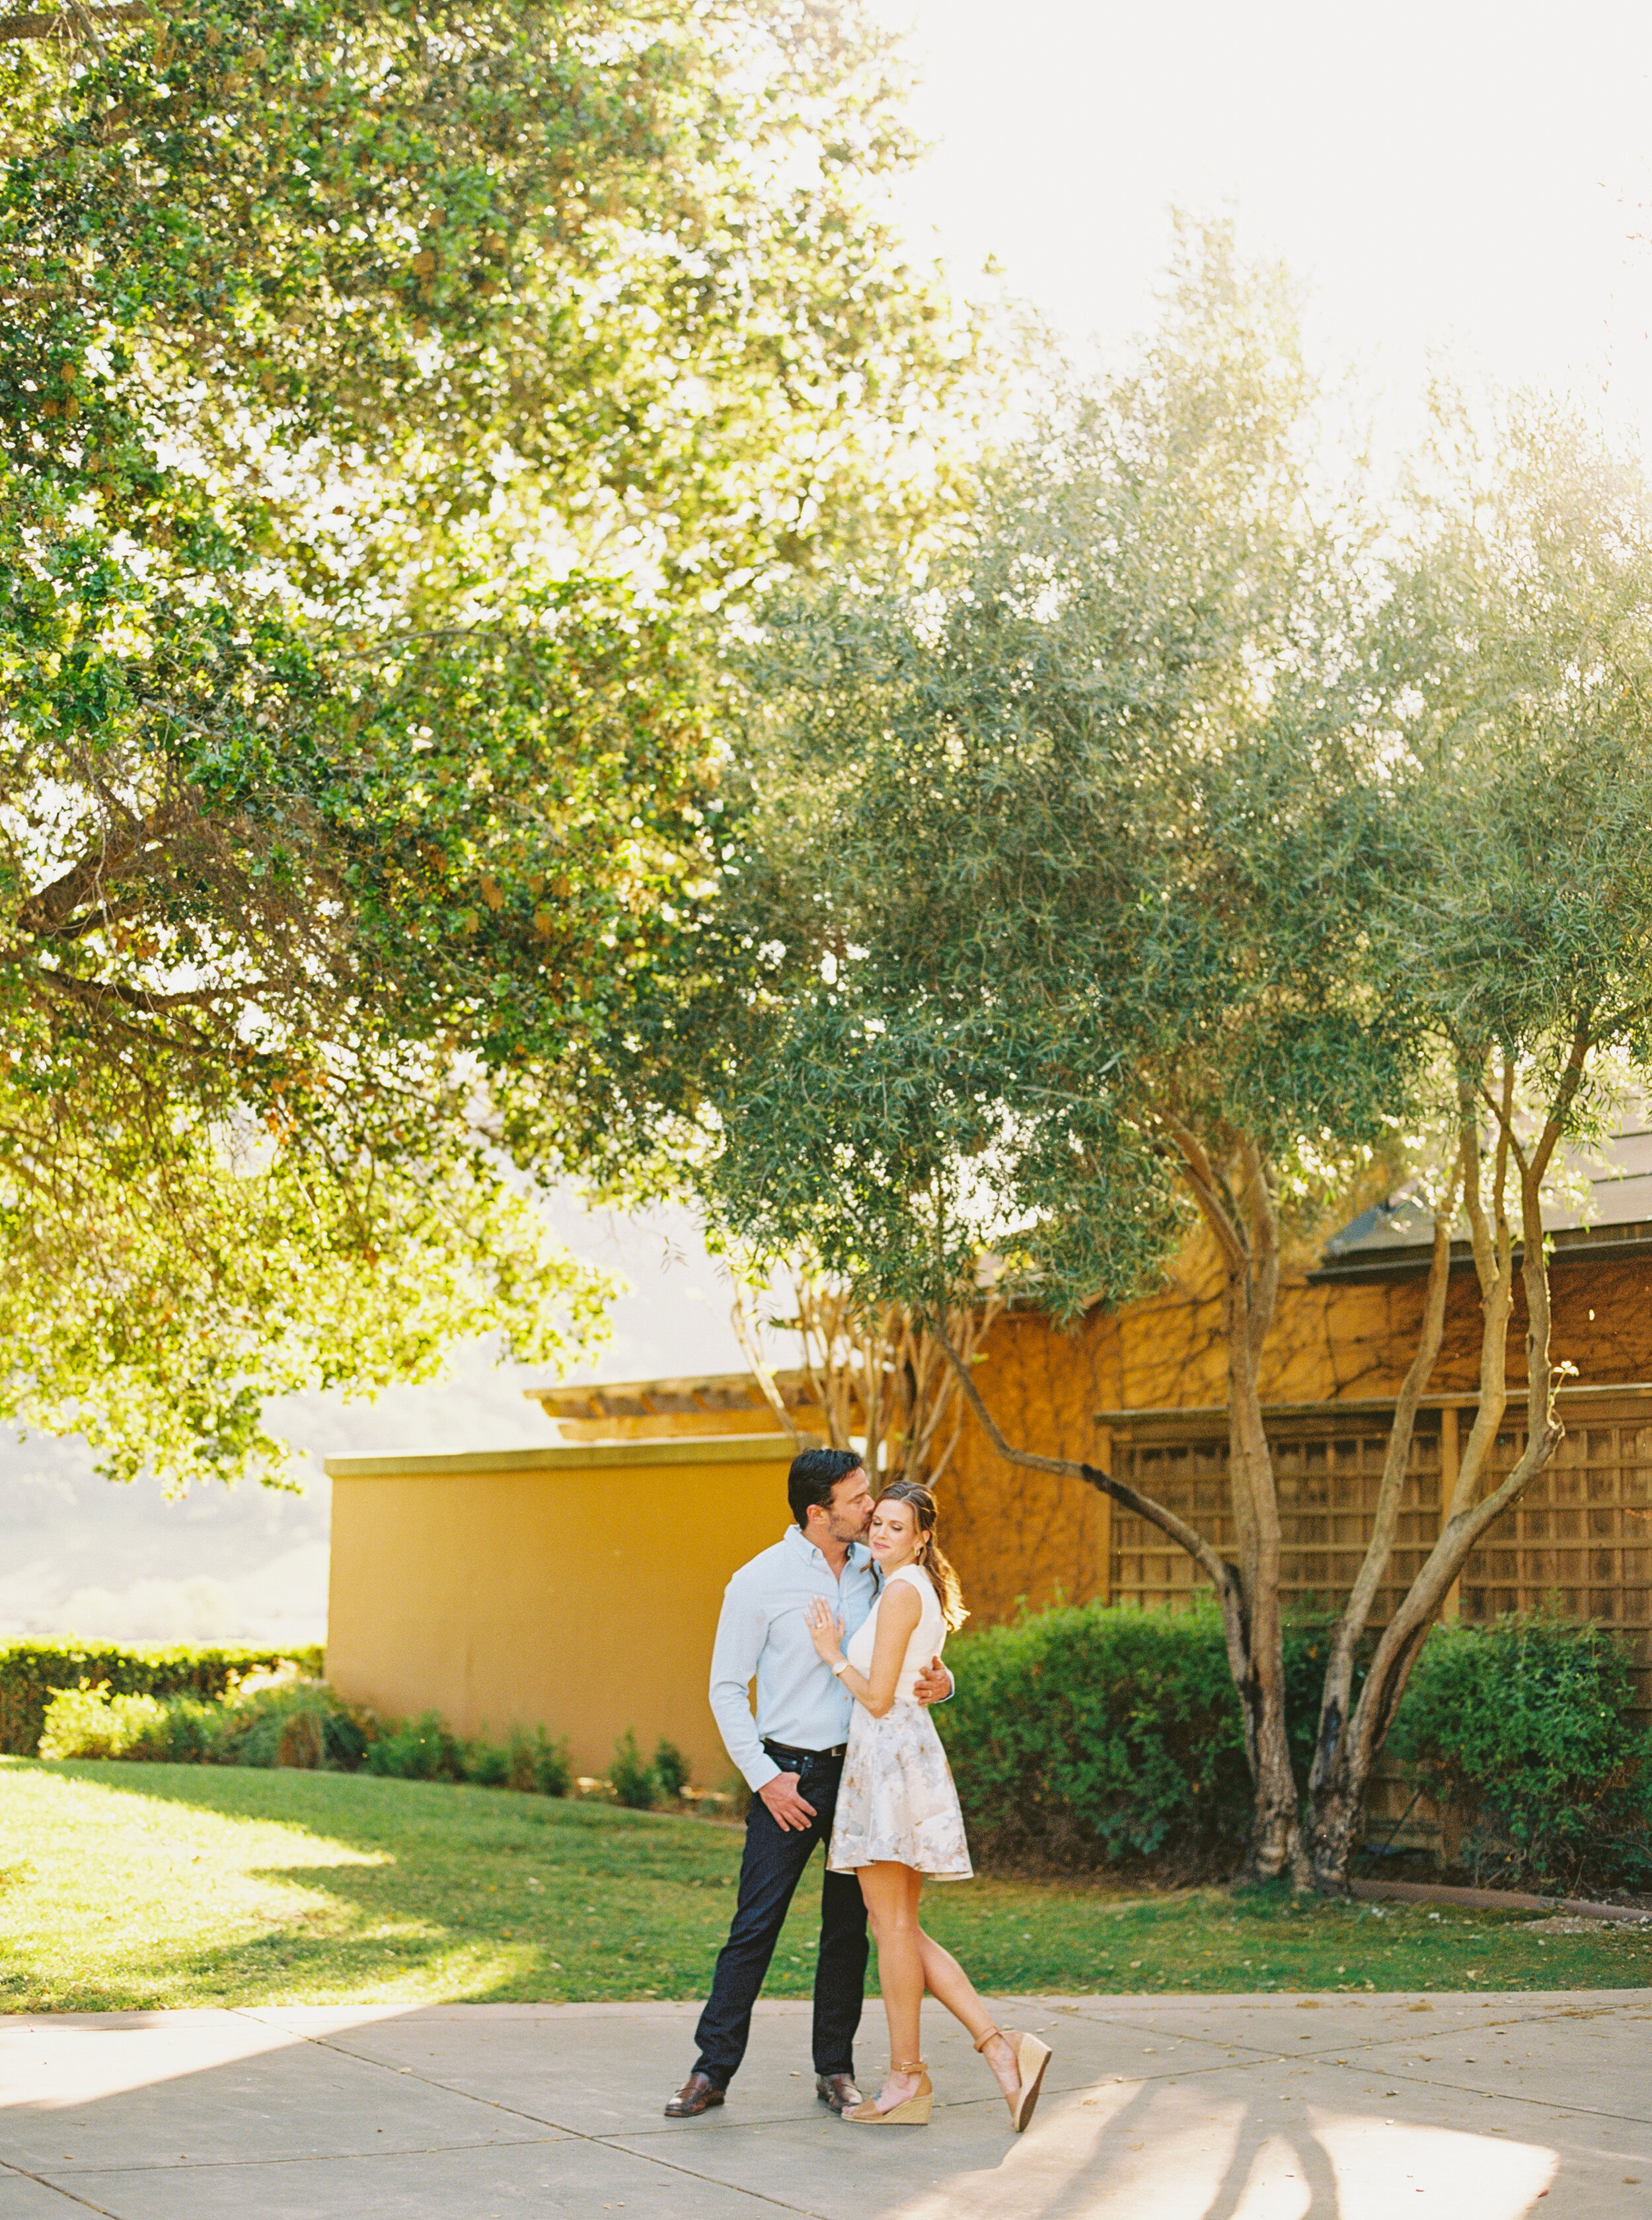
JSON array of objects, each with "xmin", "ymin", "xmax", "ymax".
[
  {"xmin": 881, "ymin": 0, "xmax": 1652, "ymax": 444},
  {"xmin": 10, "ymin": 0, "xmax": 1652, "ymax": 1643}
]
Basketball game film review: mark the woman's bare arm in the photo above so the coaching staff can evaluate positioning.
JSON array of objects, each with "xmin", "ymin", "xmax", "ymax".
[{"xmin": 807, "ymin": 1583, "xmax": 920, "ymax": 1719}]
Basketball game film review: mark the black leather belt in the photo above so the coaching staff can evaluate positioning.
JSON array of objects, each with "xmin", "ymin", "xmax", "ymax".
[{"xmin": 763, "ymin": 1738, "xmax": 846, "ymax": 1765}]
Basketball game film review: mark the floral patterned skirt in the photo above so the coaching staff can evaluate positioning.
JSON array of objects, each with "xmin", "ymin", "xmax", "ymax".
[{"xmin": 827, "ymin": 1698, "xmax": 973, "ymax": 1879}]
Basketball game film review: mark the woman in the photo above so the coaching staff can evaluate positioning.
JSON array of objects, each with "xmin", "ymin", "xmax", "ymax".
[{"xmin": 805, "ymin": 1480, "xmax": 1052, "ymax": 2132}]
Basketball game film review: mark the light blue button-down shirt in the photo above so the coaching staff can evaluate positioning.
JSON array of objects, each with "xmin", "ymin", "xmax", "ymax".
[{"xmin": 708, "ymin": 1524, "xmax": 880, "ymax": 1792}]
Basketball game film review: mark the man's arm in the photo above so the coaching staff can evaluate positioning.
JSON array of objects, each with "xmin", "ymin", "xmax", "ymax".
[
  {"xmin": 913, "ymin": 1657, "xmax": 954, "ymax": 1706},
  {"xmin": 708, "ymin": 1577, "xmax": 782, "ymax": 1793}
]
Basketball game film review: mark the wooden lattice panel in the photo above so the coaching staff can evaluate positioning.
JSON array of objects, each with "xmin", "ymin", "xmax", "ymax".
[
  {"xmin": 1111, "ymin": 1413, "xmax": 1444, "ymax": 1625},
  {"xmin": 1108, "ymin": 1391, "xmax": 1652, "ymax": 1723},
  {"xmin": 1459, "ymin": 1400, "xmax": 1652, "ymax": 1722}
]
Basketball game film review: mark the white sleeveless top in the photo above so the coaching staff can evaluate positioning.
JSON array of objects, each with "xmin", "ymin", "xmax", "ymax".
[{"xmin": 845, "ymin": 1563, "xmax": 947, "ymax": 1702}]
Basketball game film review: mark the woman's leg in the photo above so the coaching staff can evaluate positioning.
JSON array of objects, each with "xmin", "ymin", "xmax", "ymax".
[
  {"xmin": 914, "ymin": 1923, "xmax": 1020, "ymax": 2099},
  {"xmin": 856, "ymin": 1862, "xmax": 927, "ymax": 2110}
]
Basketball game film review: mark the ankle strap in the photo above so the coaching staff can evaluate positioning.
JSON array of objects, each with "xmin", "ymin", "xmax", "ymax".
[
  {"xmin": 897, "ymin": 2059, "xmax": 927, "ymax": 2073},
  {"xmin": 973, "ymin": 2028, "xmax": 1002, "ymax": 2054}
]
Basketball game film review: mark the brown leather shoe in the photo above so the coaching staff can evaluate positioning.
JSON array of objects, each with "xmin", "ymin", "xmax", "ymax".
[
  {"xmin": 816, "ymin": 2072, "xmax": 863, "ymax": 2114},
  {"xmin": 664, "ymin": 2071, "xmax": 726, "ymax": 2118}
]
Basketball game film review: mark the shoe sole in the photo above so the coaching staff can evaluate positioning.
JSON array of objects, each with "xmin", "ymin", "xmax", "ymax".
[{"xmin": 1011, "ymin": 2038, "xmax": 1051, "ymax": 2133}]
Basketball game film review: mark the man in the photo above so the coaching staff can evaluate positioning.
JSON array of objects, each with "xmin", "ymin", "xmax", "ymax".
[{"xmin": 665, "ymin": 1446, "xmax": 952, "ymax": 2118}]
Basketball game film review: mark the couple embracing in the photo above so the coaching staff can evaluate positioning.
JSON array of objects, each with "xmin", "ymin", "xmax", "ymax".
[{"xmin": 665, "ymin": 1448, "xmax": 1052, "ymax": 2132}]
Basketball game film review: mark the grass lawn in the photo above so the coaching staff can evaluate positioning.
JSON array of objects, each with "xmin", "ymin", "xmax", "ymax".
[{"xmin": 3, "ymin": 1756, "xmax": 1649, "ymax": 2013}]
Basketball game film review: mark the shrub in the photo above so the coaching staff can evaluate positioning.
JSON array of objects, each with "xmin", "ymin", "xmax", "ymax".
[
  {"xmin": 609, "ymin": 1728, "xmax": 657, "ymax": 1810},
  {"xmin": 365, "ymin": 1711, "xmax": 465, "ymax": 1781},
  {"xmin": 40, "ymin": 1674, "xmax": 368, "ymax": 1771},
  {"xmin": 934, "ymin": 1599, "xmax": 1351, "ymax": 1877},
  {"xmin": 1, "ymin": 1641, "xmax": 326, "ymax": 1756},
  {"xmin": 34, "ymin": 1667, "xmax": 571, "ymax": 1800},
  {"xmin": 40, "ymin": 1683, "xmax": 169, "ymax": 1760},
  {"xmin": 464, "ymin": 1722, "xmax": 572, "ymax": 1795},
  {"xmin": 652, "ymin": 1738, "xmax": 691, "ymax": 1800},
  {"xmin": 465, "ymin": 1734, "xmax": 512, "ymax": 1787},
  {"xmin": 157, "ymin": 1697, "xmax": 223, "ymax": 1763},
  {"xmin": 528, "ymin": 1725, "xmax": 572, "ymax": 1798},
  {"xmin": 38, "ymin": 1683, "xmax": 231, "ymax": 1763},
  {"xmin": 219, "ymin": 1680, "xmax": 355, "ymax": 1770},
  {"xmin": 1388, "ymin": 1613, "xmax": 1652, "ymax": 1893}
]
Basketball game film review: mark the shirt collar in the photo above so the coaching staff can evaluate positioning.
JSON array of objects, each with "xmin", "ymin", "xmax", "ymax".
[{"xmin": 782, "ymin": 1525, "xmax": 874, "ymax": 1578}]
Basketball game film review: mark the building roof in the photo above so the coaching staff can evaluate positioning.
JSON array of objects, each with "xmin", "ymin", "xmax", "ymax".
[
  {"xmin": 1314, "ymin": 1113, "xmax": 1652, "ymax": 1281},
  {"xmin": 525, "ymin": 1370, "xmax": 822, "ymax": 1442}
]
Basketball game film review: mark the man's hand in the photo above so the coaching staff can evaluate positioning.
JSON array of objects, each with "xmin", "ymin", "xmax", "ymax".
[
  {"xmin": 913, "ymin": 1655, "xmax": 953, "ymax": 1707},
  {"xmin": 757, "ymin": 1771, "xmax": 817, "ymax": 1832}
]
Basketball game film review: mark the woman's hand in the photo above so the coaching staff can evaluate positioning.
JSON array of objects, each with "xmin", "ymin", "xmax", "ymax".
[{"xmin": 805, "ymin": 1597, "xmax": 845, "ymax": 1666}]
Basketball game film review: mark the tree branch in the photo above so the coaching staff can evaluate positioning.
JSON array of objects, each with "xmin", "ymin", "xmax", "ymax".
[
  {"xmin": 1309, "ymin": 1142, "xmax": 1463, "ymax": 1794},
  {"xmin": 22, "ymin": 962, "xmax": 267, "ymax": 1016},
  {"xmin": 933, "ymin": 1321, "xmax": 1240, "ymax": 1598},
  {"xmin": 0, "ymin": 5, "xmax": 146, "ymax": 43},
  {"xmin": 1150, "ymin": 1107, "xmax": 1248, "ymax": 1273}
]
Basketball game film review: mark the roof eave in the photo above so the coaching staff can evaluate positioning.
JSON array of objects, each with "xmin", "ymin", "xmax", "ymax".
[{"xmin": 1310, "ymin": 1220, "xmax": 1652, "ymax": 1284}]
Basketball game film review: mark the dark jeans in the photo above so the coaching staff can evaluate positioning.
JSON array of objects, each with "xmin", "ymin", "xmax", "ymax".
[{"xmin": 693, "ymin": 1750, "xmax": 869, "ymax": 2087}]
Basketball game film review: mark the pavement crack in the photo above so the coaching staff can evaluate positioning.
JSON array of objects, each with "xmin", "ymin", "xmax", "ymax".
[
  {"xmin": 0, "ymin": 2157, "xmax": 122, "ymax": 2217},
  {"xmin": 222, "ymin": 2013, "xmax": 831, "ymax": 2213}
]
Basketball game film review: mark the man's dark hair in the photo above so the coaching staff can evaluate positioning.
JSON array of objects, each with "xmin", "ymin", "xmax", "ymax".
[{"xmin": 787, "ymin": 1446, "xmax": 864, "ymax": 1529}]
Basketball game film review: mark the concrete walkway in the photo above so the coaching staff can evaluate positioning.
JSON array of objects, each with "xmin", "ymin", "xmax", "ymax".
[{"xmin": 2, "ymin": 1991, "xmax": 1648, "ymax": 2219}]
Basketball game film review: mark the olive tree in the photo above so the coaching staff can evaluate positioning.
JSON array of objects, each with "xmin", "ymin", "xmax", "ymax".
[
  {"xmin": 708, "ymin": 225, "xmax": 1413, "ymax": 1878},
  {"xmin": 1296, "ymin": 395, "xmax": 1652, "ymax": 1885},
  {"xmin": 712, "ymin": 281, "xmax": 1652, "ymax": 1883}
]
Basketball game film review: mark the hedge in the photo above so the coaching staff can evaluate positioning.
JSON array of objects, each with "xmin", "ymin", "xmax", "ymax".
[
  {"xmin": 934, "ymin": 1598, "xmax": 1652, "ymax": 1888},
  {"xmin": 1389, "ymin": 1613, "xmax": 1652, "ymax": 1894},
  {"xmin": 934, "ymin": 1599, "xmax": 1348, "ymax": 1877},
  {"xmin": 0, "ymin": 1640, "xmax": 325, "ymax": 1758}
]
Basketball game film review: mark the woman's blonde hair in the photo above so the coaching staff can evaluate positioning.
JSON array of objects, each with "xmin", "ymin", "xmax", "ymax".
[{"xmin": 876, "ymin": 1479, "xmax": 968, "ymax": 1631}]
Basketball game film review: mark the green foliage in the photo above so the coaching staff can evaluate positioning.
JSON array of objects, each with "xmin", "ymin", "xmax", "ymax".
[
  {"xmin": 652, "ymin": 1737, "xmax": 691, "ymax": 1800},
  {"xmin": 25, "ymin": 1652, "xmax": 576, "ymax": 1802},
  {"xmin": 38, "ymin": 1685, "xmax": 175, "ymax": 1761},
  {"xmin": 0, "ymin": 0, "xmax": 971, "ymax": 599},
  {"xmin": 464, "ymin": 1737, "xmax": 512, "ymax": 1789},
  {"xmin": 709, "ymin": 218, "xmax": 1411, "ymax": 1320},
  {"xmin": 1388, "ymin": 1615, "xmax": 1652, "ymax": 1894},
  {"xmin": 38, "ymin": 1674, "xmax": 366, "ymax": 1769},
  {"xmin": 0, "ymin": 1639, "xmax": 323, "ymax": 1756},
  {"xmin": 937, "ymin": 1599, "xmax": 1652, "ymax": 1894},
  {"xmin": 463, "ymin": 1722, "xmax": 570, "ymax": 1796},
  {"xmin": 365, "ymin": 1710, "xmax": 466, "ymax": 1782},
  {"xmin": 1376, "ymin": 399, "xmax": 1652, "ymax": 1087},
  {"xmin": 0, "ymin": 1, "xmax": 983, "ymax": 1487},
  {"xmin": 935, "ymin": 1601, "xmax": 1351, "ymax": 1876},
  {"xmin": 607, "ymin": 1728, "xmax": 657, "ymax": 1810},
  {"xmin": 215, "ymin": 1681, "xmax": 365, "ymax": 1771}
]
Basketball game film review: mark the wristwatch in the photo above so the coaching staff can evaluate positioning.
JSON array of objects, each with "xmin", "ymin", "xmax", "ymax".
[{"xmin": 831, "ymin": 1659, "xmax": 849, "ymax": 1677}]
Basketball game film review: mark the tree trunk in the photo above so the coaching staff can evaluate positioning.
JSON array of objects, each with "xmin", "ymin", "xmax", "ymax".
[
  {"xmin": 1297, "ymin": 1149, "xmax": 1462, "ymax": 1888},
  {"xmin": 1223, "ymin": 1139, "xmax": 1297, "ymax": 1880},
  {"xmin": 941, "ymin": 1122, "xmax": 1302, "ymax": 1881},
  {"xmin": 1296, "ymin": 1045, "xmax": 1584, "ymax": 1892}
]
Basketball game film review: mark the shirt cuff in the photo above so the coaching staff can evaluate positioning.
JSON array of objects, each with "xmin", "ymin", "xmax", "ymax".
[{"xmin": 743, "ymin": 1753, "xmax": 782, "ymax": 1793}]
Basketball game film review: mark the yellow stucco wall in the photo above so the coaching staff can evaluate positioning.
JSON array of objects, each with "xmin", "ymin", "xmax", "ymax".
[
  {"xmin": 324, "ymin": 1435, "xmax": 796, "ymax": 1785},
  {"xmin": 324, "ymin": 1240, "xmax": 1652, "ymax": 1773}
]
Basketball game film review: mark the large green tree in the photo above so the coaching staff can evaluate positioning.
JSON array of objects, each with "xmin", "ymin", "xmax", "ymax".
[
  {"xmin": 709, "ymin": 239, "xmax": 1652, "ymax": 1884},
  {"xmin": 1295, "ymin": 395, "xmax": 1652, "ymax": 1886},
  {"xmin": 0, "ymin": 0, "xmax": 975, "ymax": 1485},
  {"xmin": 709, "ymin": 227, "xmax": 1408, "ymax": 1878}
]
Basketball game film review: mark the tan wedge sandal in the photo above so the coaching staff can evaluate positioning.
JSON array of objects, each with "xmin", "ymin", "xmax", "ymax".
[
  {"xmin": 844, "ymin": 2061, "xmax": 932, "ymax": 2126},
  {"xmin": 975, "ymin": 2024, "xmax": 1053, "ymax": 2134}
]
